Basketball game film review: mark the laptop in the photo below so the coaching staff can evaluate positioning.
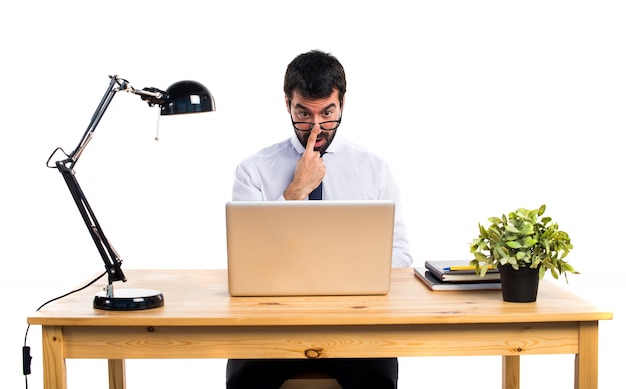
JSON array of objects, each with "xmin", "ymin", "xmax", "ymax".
[{"xmin": 225, "ymin": 200, "xmax": 395, "ymax": 296}]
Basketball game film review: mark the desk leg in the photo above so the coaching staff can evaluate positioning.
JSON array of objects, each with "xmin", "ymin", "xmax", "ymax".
[
  {"xmin": 502, "ymin": 355, "xmax": 520, "ymax": 389},
  {"xmin": 575, "ymin": 321, "xmax": 599, "ymax": 389},
  {"xmin": 41, "ymin": 326, "xmax": 67, "ymax": 389},
  {"xmin": 108, "ymin": 359, "xmax": 126, "ymax": 389}
]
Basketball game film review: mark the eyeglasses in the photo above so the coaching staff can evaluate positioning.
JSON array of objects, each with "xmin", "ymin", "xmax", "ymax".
[{"xmin": 291, "ymin": 116, "xmax": 342, "ymax": 132}]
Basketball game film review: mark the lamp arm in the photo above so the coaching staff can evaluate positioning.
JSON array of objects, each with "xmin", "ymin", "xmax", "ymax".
[
  {"xmin": 52, "ymin": 75, "xmax": 132, "ymax": 291},
  {"xmin": 56, "ymin": 162, "xmax": 127, "ymax": 286},
  {"xmin": 68, "ymin": 76, "xmax": 127, "ymax": 166}
]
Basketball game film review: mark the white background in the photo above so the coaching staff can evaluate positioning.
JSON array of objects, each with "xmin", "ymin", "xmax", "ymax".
[{"xmin": 1, "ymin": 1, "xmax": 624, "ymax": 388}]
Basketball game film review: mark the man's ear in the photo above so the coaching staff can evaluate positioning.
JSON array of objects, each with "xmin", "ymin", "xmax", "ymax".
[{"xmin": 285, "ymin": 95, "xmax": 291, "ymax": 113}]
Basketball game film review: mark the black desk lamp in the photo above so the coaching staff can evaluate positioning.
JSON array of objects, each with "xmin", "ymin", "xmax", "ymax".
[{"xmin": 46, "ymin": 75, "xmax": 215, "ymax": 310}]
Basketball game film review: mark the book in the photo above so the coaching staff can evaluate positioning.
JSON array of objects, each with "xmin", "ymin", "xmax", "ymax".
[
  {"xmin": 424, "ymin": 260, "xmax": 500, "ymax": 283},
  {"xmin": 414, "ymin": 267, "xmax": 502, "ymax": 291}
]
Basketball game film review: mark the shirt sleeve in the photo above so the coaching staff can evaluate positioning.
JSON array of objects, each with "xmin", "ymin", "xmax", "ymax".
[
  {"xmin": 232, "ymin": 162, "xmax": 262, "ymax": 201},
  {"xmin": 232, "ymin": 161, "xmax": 287, "ymax": 201},
  {"xmin": 378, "ymin": 161, "xmax": 413, "ymax": 268}
]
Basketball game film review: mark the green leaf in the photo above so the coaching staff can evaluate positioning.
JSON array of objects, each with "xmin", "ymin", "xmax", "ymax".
[
  {"xmin": 495, "ymin": 246, "xmax": 508, "ymax": 259},
  {"xmin": 505, "ymin": 224, "xmax": 520, "ymax": 234},
  {"xmin": 473, "ymin": 252, "xmax": 487, "ymax": 261},
  {"xmin": 539, "ymin": 266, "xmax": 546, "ymax": 279},
  {"xmin": 521, "ymin": 236, "xmax": 537, "ymax": 248},
  {"xmin": 506, "ymin": 241, "xmax": 522, "ymax": 249},
  {"xmin": 518, "ymin": 222, "xmax": 534, "ymax": 235},
  {"xmin": 488, "ymin": 217, "xmax": 502, "ymax": 225},
  {"xmin": 538, "ymin": 204, "xmax": 546, "ymax": 216},
  {"xmin": 550, "ymin": 268, "xmax": 559, "ymax": 279}
]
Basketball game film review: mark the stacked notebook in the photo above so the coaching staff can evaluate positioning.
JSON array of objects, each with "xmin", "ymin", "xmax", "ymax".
[{"xmin": 414, "ymin": 260, "xmax": 501, "ymax": 291}]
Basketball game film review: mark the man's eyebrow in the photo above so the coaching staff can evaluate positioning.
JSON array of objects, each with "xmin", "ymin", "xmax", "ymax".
[{"xmin": 294, "ymin": 102, "xmax": 337, "ymax": 112}]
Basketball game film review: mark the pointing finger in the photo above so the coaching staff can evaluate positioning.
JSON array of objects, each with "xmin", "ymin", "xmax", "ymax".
[{"xmin": 305, "ymin": 128, "xmax": 321, "ymax": 155}]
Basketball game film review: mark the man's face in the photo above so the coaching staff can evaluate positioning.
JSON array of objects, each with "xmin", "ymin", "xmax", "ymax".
[{"xmin": 287, "ymin": 89, "xmax": 342, "ymax": 154}]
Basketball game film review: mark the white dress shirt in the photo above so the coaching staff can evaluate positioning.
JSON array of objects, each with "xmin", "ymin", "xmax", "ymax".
[{"xmin": 232, "ymin": 134, "xmax": 413, "ymax": 267}]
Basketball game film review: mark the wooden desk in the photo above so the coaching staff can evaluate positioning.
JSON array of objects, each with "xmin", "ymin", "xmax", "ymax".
[{"xmin": 27, "ymin": 268, "xmax": 612, "ymax": 389}]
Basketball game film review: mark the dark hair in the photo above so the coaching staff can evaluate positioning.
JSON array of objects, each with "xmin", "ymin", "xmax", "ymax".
[{"xmin": 284, "ymin": 50, "xmax": 347, "ymax": 107}]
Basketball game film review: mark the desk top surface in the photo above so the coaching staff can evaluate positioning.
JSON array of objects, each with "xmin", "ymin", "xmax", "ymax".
[{"xmin": 28, "ymin": 268, "xmax": 613, "ymax": 327}]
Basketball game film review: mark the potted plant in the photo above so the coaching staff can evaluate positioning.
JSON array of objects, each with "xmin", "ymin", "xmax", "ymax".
[{"xmin": 469, "ymin": 204, "xmax": 578, "ymax": 302}]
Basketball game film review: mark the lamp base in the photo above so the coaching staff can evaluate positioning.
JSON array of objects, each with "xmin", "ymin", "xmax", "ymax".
[{"xmin": 93, "ymin": 288, "xmax": 164, "ymax": 310}]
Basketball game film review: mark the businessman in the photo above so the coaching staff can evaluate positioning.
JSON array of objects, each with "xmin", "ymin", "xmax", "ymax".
[{"xmin": 227, "ymin": 50, "xmax": 412, "ymax": 389}]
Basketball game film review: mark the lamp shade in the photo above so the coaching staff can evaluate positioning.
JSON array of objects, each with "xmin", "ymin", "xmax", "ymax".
[{"xmin": 161, "ymin": 80, "xmax": 216, "ymax": 115}]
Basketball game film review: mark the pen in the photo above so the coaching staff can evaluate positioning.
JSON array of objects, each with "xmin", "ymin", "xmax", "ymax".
[{"xmin": 443, "ymin": 265, "xmax": 492, "ymax": 271}]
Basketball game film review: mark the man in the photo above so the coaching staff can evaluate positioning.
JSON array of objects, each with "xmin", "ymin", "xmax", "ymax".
[{"xmin": 227, "ymin": 50, "xmax": 412, "ymax": 389}]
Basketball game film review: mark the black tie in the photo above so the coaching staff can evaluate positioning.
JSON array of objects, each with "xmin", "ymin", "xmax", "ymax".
[
  {"xmin": 308, "ymin": 152, "xmax": 324, "ymax": 200},
  {"xmin": 309, "ymin": 182, "xmax": 323, "ymax": 200}
]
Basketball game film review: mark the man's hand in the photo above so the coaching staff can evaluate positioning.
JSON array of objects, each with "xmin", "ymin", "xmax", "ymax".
[{"xmin": 283, "ymin": 129, "xmax": 326, "ymax": 200}]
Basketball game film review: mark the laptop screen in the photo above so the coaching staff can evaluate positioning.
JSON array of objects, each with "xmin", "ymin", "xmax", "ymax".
[{"xmin": 225, "ymin": 200, "xmax": 395, "ymax": 296}]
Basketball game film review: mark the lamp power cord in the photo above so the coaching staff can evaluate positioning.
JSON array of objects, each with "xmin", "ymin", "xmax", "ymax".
[{"xmin": 22, "ymin": 271, "xmax": 106, "ymax": 389}]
